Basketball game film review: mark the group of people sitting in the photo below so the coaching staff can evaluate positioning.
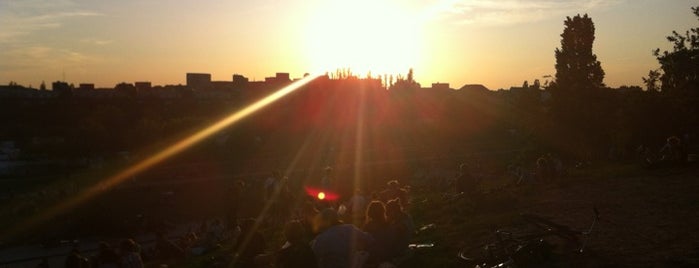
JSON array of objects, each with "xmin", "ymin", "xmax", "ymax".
[
  {"xmin": 57, "ymin": 239, "xmax": 144, "ymax": 268},
  {"xmin": 263, "ymin": 200, "xmax": 413, "ymax": 268},
  {"xmin": 53, "ymin": 173, "xmax": 415, "ymax": 268},
  {"xmin": 231, "ymin": 179, "xmax": 415, "ymax": 268}
]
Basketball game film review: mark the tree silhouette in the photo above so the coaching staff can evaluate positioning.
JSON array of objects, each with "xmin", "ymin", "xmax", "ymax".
[
  {"xmin": 553, "ymin": 14, "xmax": 605, "ymax": 90},
  {"xmin": 652, "ymin": 6, "xmax": 699, "ymax": 93},
  {"xmin": 40, "ymin": 81, "xmax": 46, "ymax": 91},
  {"xmin": 642, "ymin": 69, "xmax": 661, "ymax": 92}
]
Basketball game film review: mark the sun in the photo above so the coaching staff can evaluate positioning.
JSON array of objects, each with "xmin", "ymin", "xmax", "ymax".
[{"xmin": 305, "ymin": 0, "xmax": 423, "ymax": 76}]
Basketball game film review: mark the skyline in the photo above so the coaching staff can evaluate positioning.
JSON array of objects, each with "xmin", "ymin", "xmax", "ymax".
[{"xmin": 1, "ymin": 0, "xmax": 698, "ymax": 90}]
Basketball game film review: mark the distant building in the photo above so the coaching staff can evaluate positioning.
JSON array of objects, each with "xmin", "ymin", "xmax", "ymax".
[
  {"xmin": 264, "ymin": 72, "xmax": 292, "ymax": 84},
  {"xmin": 186, "ymin": 73, "xmax": 212, "ymax": 90},
  {"xmin": 78, "ymin": 83, "xmax": 95, "ymax": 90},
  {"xmin": 52, "ymin": 81, "xmax": 72, "ymax": 97},
  {"xmin": 233, "ymin": 74, "xmax": 249, "ymax": 89},
  {"xmin": 431, "ymin": 83, "xmax": 450, "ymax": 90},
  {"xmin": 134, "ymin": 82, "xmax": 152, "ymax": 91}
]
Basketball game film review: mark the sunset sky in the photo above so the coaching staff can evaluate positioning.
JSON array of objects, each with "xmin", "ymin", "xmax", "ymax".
[{"xmin": 1, "ymin": 0, "xmax": 697, "ymax": 90}]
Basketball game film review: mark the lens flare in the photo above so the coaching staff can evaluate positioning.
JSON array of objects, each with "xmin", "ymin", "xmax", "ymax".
[
  {"xmin": 317, "ymin": 192, "xmax": 326, "ymax": 200},
  {"xmin": 2, "ymin": 74, "xmax": 320, "ymax": 240}
]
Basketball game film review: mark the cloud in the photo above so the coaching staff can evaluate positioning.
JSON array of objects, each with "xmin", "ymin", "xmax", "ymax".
[
  {"xmin": 0, "ymin": 1, "xmax": 103, "ymax": 43},
  {"xmin": 80, "ymin": 38, "xmax": 114, "ymax": 46},
  {"xmin": 432, "ymin": 0, "xmax": 624, "ymax": 26}
]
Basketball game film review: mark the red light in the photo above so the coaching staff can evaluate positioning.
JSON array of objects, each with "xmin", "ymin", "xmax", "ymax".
[{"xmin": 304, "ymin": 186, "xmax": 339, "ymax": 201}]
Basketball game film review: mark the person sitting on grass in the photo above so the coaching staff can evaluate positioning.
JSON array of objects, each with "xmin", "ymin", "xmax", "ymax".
[
  {"xmin": 385, "ymin": 199, "xmax": 414, "ymax": 260},
  {"xmin": 119, "ymin": 239, "xmax": 143, "ymax": 268},
  {"xmin": 93, "ymin": 242, "xmax": 120, "ymax": 268},
  {"xmin": 312, "ymin": 208, "xmax": 374, "ymax": 268},
  {"xmin": 234, "ymin": 218, "xmax": 267, "ymax": 267},
  {"xmin": 363, "ymin": 201, "xmax": 397, "ymax": 267},
  {"xmin": 380, "ymin": 180, "xmax": 408, "ymax": 207},
  {"xmin": 276, "ymin": 220, "xmax": 319, "ymax": 268}
]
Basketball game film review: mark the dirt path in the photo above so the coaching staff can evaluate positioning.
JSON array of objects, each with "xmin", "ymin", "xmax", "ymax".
[{"xmin": 519, "ymin": 167, "xmax": 699, "ymax": 267}]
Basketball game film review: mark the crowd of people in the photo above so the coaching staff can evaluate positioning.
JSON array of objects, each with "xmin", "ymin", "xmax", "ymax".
[
  {"xmin": 48, "ymin": 171, "xmax": 416, "ymax": 268},
  {"xmin": 37, "ymin": 137, "xmax": 694, "ymax": 268}
]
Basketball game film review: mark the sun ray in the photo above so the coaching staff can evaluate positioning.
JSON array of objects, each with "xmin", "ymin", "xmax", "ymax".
[{"xmin": 1, "ymin": 74, "xmax": 321, "ymax": 240}]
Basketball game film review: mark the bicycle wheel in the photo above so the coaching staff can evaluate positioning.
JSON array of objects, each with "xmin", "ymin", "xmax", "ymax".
[
  {"xmin": 458, "ymin": 239, "xmax": 519, "ymax": 268},
  {"xmin": 520, "ymin": 214, "xmax": 581, "ymax": 245}
]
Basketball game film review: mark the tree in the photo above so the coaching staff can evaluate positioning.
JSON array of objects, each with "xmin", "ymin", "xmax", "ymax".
[
  {"xmin": 652, "ymin": 6, "xmax": 699, "ymax": 93},
  {"xmin": 522, "ymin": 80, "xmax": 529, "ymax": 89},
  {"xmin": 642, "ymin": 69, "xmax": 661, "ymax": 92},
  {"xmin": 40, "ymin": 81, "xmax": 47, "ymax": 91},
  {"xmin": 553, "ymin": 14, "xmax": 605, "ymax": 90},
  {"xmin": 389, "ymin": 69, "xmax": 420, "ymax": 91}
]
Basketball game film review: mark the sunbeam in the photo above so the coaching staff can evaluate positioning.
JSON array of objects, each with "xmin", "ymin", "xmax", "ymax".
[{"xmin": 1, "ymin": 74, "xmax": 321, "ymax": 240}]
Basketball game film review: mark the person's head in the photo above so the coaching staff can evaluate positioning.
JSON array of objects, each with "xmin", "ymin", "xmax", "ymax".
[
  {"xmin": 365, "ymin": 201, "xmax": 386, "ymax": 224},
  {"xmin": 354, "ymin": 188, "xmax": 364, "ymax": 196},
  {"xmin": 387, "ymin": 180, "xmax": 400, "ymax": 190},
  {"xmin": 313, "ymin": 208, "xmax": 340, "ymax": 233},
  {"xmin": 283, "ymin": 221, "xmax": 305, "ymax": 244},
  {"xmin": 385, "ymin": 198, "xmax": 403, "ymax": 221}
]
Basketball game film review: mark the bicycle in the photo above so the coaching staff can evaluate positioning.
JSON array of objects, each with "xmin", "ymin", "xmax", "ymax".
[{"xmin": 458, "ymin": 208, "xmax": 599, "ymax": 268}]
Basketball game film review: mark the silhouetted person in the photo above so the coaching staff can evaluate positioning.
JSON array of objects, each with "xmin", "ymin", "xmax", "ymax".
[
  {"xmin": 65, "ymin": 248, "xmax": 89, "ymax": 268},
  {"xmin": 155, "ymin": 232, "xmax": 184, "ymax": 260},
  {"xmin": 455, "ymin": 163, "xmax": 477, "ymax": 194},
  {"xmin": 119, "ymin": 239, "xmax": 143, "ymax": 268},
  {"xmin": 660, "ymin": 136, "xmax": 687, "ymax": 165},
  {"xmin": 380, "ymin": 180, "xmax": 408, "ymax": 207},
  {"xmin": 345, "ymin": 188, "xmax": 368, "ymax": 226},
  {"xmin": 227, "ymin": 180, "xmax": 245, "ymax": 226},
  {"xmin": 320, "ymin": 167, "xmax": 335, "ymax": 192},
  {"xmin": 94, "ymin": 242, "xmax": 120, "ymax": 268},
  {"xmin": 385, "ymin": 199, "xmax": 414, "ymax": 259},
  {"xmin": 276, "ymin": 221, "xmax": 318, "ymax": 268},
  {"xmin": 301, "ymin": 202, "xmax": 320, "ymax": 242},
  {"xmin": 362, "ymin": 201, "xmax": 396, "ymax": 266},
  {"xmin": 235, "ymin": 218, "xmax": 266, "ymax": 267},
  {"xmin": 311, "ymin": 208, "xmax": 373, "ymax": 268}
]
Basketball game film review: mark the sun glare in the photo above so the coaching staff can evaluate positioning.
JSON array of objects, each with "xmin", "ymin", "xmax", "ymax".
[{"xmin": 305, "ymin": 0, "xmax": 423, "ymax": 76}]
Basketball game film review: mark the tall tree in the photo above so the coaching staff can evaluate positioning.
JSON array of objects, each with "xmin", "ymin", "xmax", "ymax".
[
  {"xmin": 553, "ymin": 14, "xmax": 605, "ymax": 90},
  {"xmin": 652, "ymin": 6, "xmax": 699, "ymax": 93}
]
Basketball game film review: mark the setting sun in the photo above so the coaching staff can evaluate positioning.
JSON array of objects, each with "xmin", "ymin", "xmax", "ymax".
[{"xmin": 304, "ymin": 0, "xmax": 423, "ymax": 76}]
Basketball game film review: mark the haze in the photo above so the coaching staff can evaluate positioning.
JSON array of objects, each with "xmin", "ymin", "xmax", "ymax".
[{"xmin": 1, "ymin": 0, "xmax": 696, "ymax": 89}]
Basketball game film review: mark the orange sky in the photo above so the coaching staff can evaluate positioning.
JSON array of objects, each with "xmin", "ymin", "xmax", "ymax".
[{"xmin": 1, "ymin": 0, "xmax": 697, "ymax": 90}]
